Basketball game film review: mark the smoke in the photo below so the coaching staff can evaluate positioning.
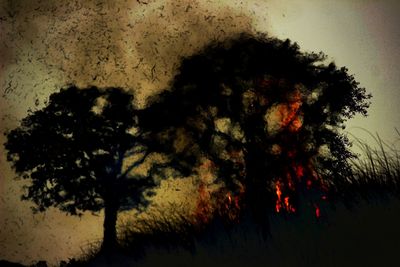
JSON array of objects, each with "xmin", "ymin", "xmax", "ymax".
[
  {"xmin": 0, "ymin": 0, "xmax": 261, "ymax": 264},
  {"xmin": 0, "ymin": 0, "xmax": 257, "ymax": 113}
]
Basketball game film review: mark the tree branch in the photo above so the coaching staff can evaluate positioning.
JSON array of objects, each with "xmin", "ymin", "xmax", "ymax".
[
  {"xmin": 118, "ymin": 151, "xmax": 150, "ymax": 179},
  {"xmin": 124, "ymin": 146, "xmax": 147, "ymax": 158}
]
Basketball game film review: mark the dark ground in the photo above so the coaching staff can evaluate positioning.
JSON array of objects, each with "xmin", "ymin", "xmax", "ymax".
[{"xmin": 2, "ymin": 195, "xmax": 400, "ymax": 267}]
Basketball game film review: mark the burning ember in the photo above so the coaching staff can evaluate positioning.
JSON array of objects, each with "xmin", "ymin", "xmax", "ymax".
[
  {"xmin": 193, "ymin": 159, "xmax": 244, "ymax": 224},
  {"xmin": 193, "ymin": 181, "xmax": 244, "ymax": 224},
  {"xmin": 193, "ymin": 82, "xmax": 330, "ymax": 223},
  {"xmin": 265, "ymin": 88, "xmax": 304, "ymax": 136},
  {"xmin": 275, "ymin": 181, "xmax": 282, "ymax": 212},
  {"xmin": 314, "ymin": 204, "xmax": 321, "ymax": 218},
  {"xmin": 274, "ymin": 181, "xmax": 296, "ymax": 213},
  {"xmin": 194, "ymin": 181, "xmax": 213, "ymax": 224},
  {"xmin": 273, "ymin": 158, "xmax": 328, "ymax": 218}
]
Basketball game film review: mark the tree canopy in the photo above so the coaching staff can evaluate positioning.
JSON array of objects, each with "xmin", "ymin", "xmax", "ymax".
[
  {"xmin": 4, "ymin": 86, "xmax": 156, "ymax": 251},
  {"xmin": 4, "ymin": 33, "xmax": 372, "ymax": 251},
  {"xmin": 139, "ymin": 33, "xmax": 371, "ymax": 223}
]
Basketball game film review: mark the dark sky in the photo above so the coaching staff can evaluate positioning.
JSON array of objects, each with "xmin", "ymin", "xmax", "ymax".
[{"xmin": 1, "ymin": 0, "xmax": 399, "ymax": 264}]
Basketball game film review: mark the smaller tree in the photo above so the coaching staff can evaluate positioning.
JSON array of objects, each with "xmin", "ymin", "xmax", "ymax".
[{"xmin": 4, "ymin": 86, "xmax": 156, "ymax": 252}]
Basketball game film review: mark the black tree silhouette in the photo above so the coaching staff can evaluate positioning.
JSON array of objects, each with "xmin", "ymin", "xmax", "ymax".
[
  {"xmin": 4, "ymin": 86, "xmax": 157, "ymax": 253},
  {"xmin": 139, "ymin": 33, "xmax": 371, "ymax": 226}
]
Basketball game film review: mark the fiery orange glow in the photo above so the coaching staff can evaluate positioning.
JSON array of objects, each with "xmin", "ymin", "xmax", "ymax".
[
  {"xmin": 315, "ymin": 204, "xmax": 321, "ymax": 218},
  {"xmin": 274, "ymin": 89, "xmax": 303, "ymax": 133},
  {"xmin": 227, "ymin": 192, "xmax": 232, "ymax": 203},
  {"xmin": 206, "ymin": 189, "xmax": 243, "ymax": 222},
  {"xmin": 294, "ymin": 164, "xmax": 304, "ymax": 178},
  {"xmin": 193, "ymin": 182, "xmax": 212, "ymax": 224},
  {"xmin": 272, "ymin": 103, "xmax": 301, "ymax": 132},
  {"xmin": 272, "ymin": 157, "xmax": 329, "ymax": 216},
  {"xmin": 284, "ymin": 196, "xmax": 289, "ymax": 208},
  {"xmin": 289, "ymin": 116, "xmax": 303, "ymax": 132},
  {"xmin": 194, "ymin": 85, "xmax": 330, "ymax": 222},
  {"xmin": 284, "ymin": 196, "xmax": 296, "ymax": 212},
  {"xmin": 193, "ymin": 178, "xmax": 244, "ymax": 224},
  {"xmin": 261, "ymin": 85, "xmax": 331, "ymax": 219},
  {"xmin": 275, "ymin": 181, "xmax": 282, "ymax": 212},
  {"xmin": 264, "ymin": 87, "xmax": 304, "ymax": 136},
  {"xmin": 274, "ymin": 180, "xmax": 296, "ymax": 213}
]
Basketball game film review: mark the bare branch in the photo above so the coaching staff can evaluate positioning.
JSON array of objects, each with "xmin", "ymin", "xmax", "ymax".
[
  {"xmin": 124, "ymin": 146, "xmax": 147, "ymax": 158},
  {"xmin": 118, "ymin": 151, "xmax": 150, "ymax": 179}
]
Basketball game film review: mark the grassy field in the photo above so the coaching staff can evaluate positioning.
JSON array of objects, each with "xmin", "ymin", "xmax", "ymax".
[
  {"xmin": 68, "ymin": 196, "xmax": 400, "ymax": 267},
  {"xmin": 58, "ymin": 132, "xmax": 400, "ymax": 267},
  {"xmin": 5, "ymin": 132, "xmax": 399, "ymax": 267}
]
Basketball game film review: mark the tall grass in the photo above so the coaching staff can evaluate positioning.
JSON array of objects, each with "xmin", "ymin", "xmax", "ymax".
[
  {"xmin": 65, "ymin": 130, "xmax": 400, "ymax": 267},
  {"xmin": 346, "ymin": 128, "xmax": 400, "ymax": 199},
  {"xmin": 118, "ymin": 206, "xmax": 199, "ymax": 256}
]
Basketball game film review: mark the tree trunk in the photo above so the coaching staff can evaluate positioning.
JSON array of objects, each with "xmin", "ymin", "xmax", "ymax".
[
  {"xmin": 244, "ymin": 145, "xmax": 271, "ymax": 238},
  {"xmin": 101, "ymin": 196, "xmax": 119, "ymax": 254}
]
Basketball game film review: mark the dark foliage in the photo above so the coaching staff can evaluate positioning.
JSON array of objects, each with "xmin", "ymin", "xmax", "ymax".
[
  {"xmin": 0, "ymin": 260, "xmax": 26, "ymax": 267},
  {"xmin": 139, "ymin": 33, "xmax": 371, "ymax": 226},
  {"xmin": 4, "ymin": 86, "xmax": 157, "ymax": 252}
]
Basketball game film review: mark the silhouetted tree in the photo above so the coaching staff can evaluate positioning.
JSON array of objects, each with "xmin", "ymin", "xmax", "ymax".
[
  {"xmin": 139, "ymin": 33, "xmax": 371, "ymax": 225},
  {"xmin": 4, "ymin": 86, "xmax": 157, "ymax": 253}
]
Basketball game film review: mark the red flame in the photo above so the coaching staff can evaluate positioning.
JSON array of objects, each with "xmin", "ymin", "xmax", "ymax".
[
  {"xmin": 265, "ymin": 87, "xmax": 332, "ymax": 218},
  {"xmin": 275, "ymin": 181, "xmax": 296, "ymax": 213},
  {"xmin": 194, "ymin": 179, "xmax": 244, "ymax": 224},
  {"xmin": 295, "ymin": 164, "xmax": 304, "ymax": 179},
  {"xmin": 274, "ymin": 89, "xmax": 303, "ymax": 133},
  {"xmin": 315, "ymin": 205, "xmax": 320, "ymax": 218},
  {"xmin": 194, "ymin": 182, "xmax": 212, "ymax": 224},
  {"xmin": 215, "ymin": 190, "xmax": 243, "ymax": 222},
  {"xmin": 275, "ymin": 181, "xmax": 282, "ymax": 212},
  {"xmin": 227, "ymin": 192, "xmax": 232, "ymax": 203},
  {"xmin": 284, "ymin": 196, "xmax": 296, "ymax": 212}
]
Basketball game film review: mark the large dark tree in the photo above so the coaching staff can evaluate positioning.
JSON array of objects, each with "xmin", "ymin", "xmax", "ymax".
[
  {"xmin": 4, "ymin": 86, "xmax": 156, "ymax": 252},
  {"xmin": 139, "ymin": 33, "xmax": 371, "ymax": 225}
]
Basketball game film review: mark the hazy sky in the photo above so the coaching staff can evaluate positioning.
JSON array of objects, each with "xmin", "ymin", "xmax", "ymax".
[
  {"xmin": 263, "ymin": 0, "xmax": 400, "ymax": 150},
  {"xmin": 1, "ymin": 0, "xmax": 399, "ymax": 264}
]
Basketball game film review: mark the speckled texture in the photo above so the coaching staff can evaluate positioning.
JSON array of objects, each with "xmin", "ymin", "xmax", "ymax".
[
  {"xmin": 0, "ymin": 0, "xmax": 262, "ymax": 264},
  {"xmin": 1, "ymin": 0, "xmax": 399, "ymax": 265}
]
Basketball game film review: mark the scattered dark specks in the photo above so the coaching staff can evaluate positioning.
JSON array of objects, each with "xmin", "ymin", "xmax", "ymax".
[{"xmin": 151, "ymin": 64, "xmax": 156, "ymax": 81}]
